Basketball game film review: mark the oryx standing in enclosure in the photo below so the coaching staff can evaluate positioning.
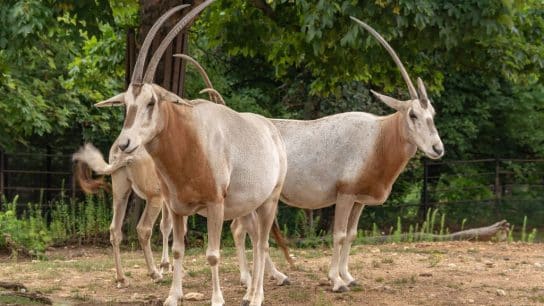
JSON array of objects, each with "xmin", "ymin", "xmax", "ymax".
[
  {"xmin": 73, "ymin": 52, "xmax": 291, "ymax": 289},
  {"xmin": 232, "ymin": 16, "xmax": 444, "ymax": 293},
  {"xmin": 71, "ymin": 4, "xmax": 225, "ymax": 288},
  {"xmin": 93, "ymin": 1, "xmax": 287, "ymax": 306}
]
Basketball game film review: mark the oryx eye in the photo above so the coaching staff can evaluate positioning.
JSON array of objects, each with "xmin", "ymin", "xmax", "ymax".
[
  {"xmin": 409, "ymin": 110, "xmax": 418, "ymax": 120},
  {"xmin": 146, "ymin": 102, "xmax": 155, "ymax": 109}
]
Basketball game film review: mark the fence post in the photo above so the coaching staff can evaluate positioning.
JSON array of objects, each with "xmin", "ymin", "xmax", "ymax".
[
  {"xmin": 494, "ymin": 158, "xmax": 501, "ymax": 206},
  {"xmin": 43, "ymin": 146, "xmax": 53, "ymax": 204},
  {"xmin": 0, "ymin": 148, "xmax": 4, "ymax": 201},
  {"xmin": 421, "ymin": 158, "xmax": 429, "ymax": 217}
]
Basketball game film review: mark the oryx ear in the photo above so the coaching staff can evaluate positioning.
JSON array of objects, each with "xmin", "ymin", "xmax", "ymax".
[
  {"xmin": 417, "ymin": 77, "xmax": 429, "ymax": 108},
  {"xmin": 94, "ymin": 93, "xmax": 125, "ymax": 107},
  {"xmin": 371, "ymin": 90, "xmax": 408, "ymax": 112}
]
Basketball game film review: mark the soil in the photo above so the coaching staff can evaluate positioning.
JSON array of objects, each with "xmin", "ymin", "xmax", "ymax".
[{"xmin": 0, "ymin": 241, "xmax": 543, "ymax": 305}]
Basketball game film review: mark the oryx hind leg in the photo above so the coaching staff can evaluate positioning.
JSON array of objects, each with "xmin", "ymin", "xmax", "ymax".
[
  {"xmin": 243, "ymin": 194, "xmax": 279, "ymax": 306},
  {"xmin": 110, "ymin": 171, "xmax": 132, "ymax": 288},
  {"xmin": 231, "ymin": 218, "xmax": 252, "ymax": 288},
  {"xmin": 136, "ymin": 195, "xmax": 163, "ymax": 281}
]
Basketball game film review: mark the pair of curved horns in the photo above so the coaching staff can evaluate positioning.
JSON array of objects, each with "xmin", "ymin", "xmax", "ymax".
[
  {"xmin": 173, "ymin": 53, "xmax": 226, "ymax": 105},
  {"xmin": 350, "ymin": 16, "xmax": 420, "ymax": 101},
  {"xmin": 143, "ymin": 0, "xmax": 216, "ymax": 83},
  {"xmin": 131, "ymin": 4, "xmax": 190, "ymax": 84},
  {"xmin": 131, "ymin": 0, "xmax": 216, "ymax": 85}
]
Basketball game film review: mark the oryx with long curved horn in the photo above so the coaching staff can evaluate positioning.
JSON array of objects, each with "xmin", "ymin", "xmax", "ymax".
[
  {"xmin": 94, "ymin": 1, "xmax": 287, "ymax": 306},
  {"xmin": 232, "ymin": 16, "xmax": 444, "ymax": 293}
]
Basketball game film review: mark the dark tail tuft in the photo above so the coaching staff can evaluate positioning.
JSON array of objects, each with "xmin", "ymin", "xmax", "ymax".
[
  {"xmin": 271, "ymin": 219, "xmax": 294, "ymax": 267},
  {"xmin": 74, "ymin": 161, "xmax": 111, "ymax": 194}
]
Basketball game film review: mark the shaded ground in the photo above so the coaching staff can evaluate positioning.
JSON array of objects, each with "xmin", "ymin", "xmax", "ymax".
[{"xmin": 0, "ymin": 242, "xmax": 543, "ymax": 305}]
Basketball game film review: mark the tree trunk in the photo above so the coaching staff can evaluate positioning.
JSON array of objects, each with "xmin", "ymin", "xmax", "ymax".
[{"xmin": 124, "ymin": 0, "xmax": 194, "ymax": 236}]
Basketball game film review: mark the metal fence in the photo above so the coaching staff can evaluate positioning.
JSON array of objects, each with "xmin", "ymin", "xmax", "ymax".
[
  {"xmin": 423, "ymin": 158, "xmax": 544, "ymax": 206},
  {"xmin": 1, "ymin": 148, "xmax": 543, "ymax": 221},
  {"xmin": 0, "ymin": 148, "xmax": 80, "ymax": 205}
]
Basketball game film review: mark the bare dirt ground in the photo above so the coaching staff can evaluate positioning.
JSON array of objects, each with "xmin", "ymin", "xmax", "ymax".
[{"xmin": 0, "ymin": 241, "xmax": 543, "ymax": 305}]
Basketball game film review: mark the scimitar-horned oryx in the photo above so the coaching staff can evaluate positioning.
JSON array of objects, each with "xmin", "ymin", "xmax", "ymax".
[
  {"xmin": 232, "ymin": 16, "xmax": 445, "ymax": 293},
  {"xmin": 72, "ymin": 56, "xmax": 292, "ymax": 290},
  {"xmin": 93, "ymin": 1, "xmax": 287, "ymax": 305}
]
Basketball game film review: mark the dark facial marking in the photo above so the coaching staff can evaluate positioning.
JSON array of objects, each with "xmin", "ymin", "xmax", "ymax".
[
  {"xmin": 146, "ymin": 96, "xmax": 156, "ymax": 120},
  {"xmin": 124, "ymin": 105, "xmax": 138, "ymax": 128},
  {"xmin": 426, "ymin": 117, "xmax": 437, "ymax": 133},
  {"xmin": 409, "ymin": 110, "xmax": 417, "ymax": 121},
  {"xmin": 420, "ymin": 98, "xmax": 429, "ymax": 109},
  {"xmin": 131, "ymin": 84, "xmax": 142, "ymax": 97}
]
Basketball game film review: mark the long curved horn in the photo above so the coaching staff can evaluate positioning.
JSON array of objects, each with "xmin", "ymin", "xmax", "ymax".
[
  {"xmin": 131, "ymin": 4, "xmax": 190, "ymax": 84},
  {"xmin": 173, "ymin": 54, "xmax": 224, "ymax": 104},
  {"xmin": 350, "ymin": 16, "xmax": 418, "ymax": 99},
  {"xmin": 173, "ymin": 54, "xmax": 214, "ymax": 97},
  {"xmin": 143, "ymin": 0, "xmax": 215, "ymax": 83},
  {"xmin": 200, "ymin": 88, "xmax": 226, "ymax": 105}
]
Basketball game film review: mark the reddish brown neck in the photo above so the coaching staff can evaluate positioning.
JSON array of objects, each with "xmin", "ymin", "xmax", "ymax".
[{"xmin": 145, "ymin": 102, "xmax": 219, "ymax": 204}]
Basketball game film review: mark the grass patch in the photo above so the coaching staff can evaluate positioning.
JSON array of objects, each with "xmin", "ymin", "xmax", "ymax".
[
  {"xmin": 0, "ymin": 294, "xmax": 44, "ymax": 305},
  {"xmin": 391, "ymin": 275, "xmax": 416, "ymax": 286},
  {"xmin": 287, "ymin": 288, "xmax": 311, "ymax": 302},
  {"xmin": 381, "ymin": 257, "xmax": 394, "ymax": 264}
]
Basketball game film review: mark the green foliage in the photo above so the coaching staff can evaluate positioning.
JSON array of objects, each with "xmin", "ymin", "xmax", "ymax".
[
  {"xmin": 0, "ymin": 193, "xmax": 112, "ymax": 257},
  {"xmin": 0, "ymin": 196, "xmax": 51, "ymax": 257},
  {"xmin": 0, "ymin": 0, "xmax": 123, "ymax": 150}
]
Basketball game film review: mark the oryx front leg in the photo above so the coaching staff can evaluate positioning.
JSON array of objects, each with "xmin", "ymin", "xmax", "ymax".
[
  {"xmin": 207, "ymin": 202, "xmax": 225, "ymax": 306},
  {"xmin": 110, "ymin": 174, "xmax": 131, "ymax": 288},
  {"xmin": 328, "ymin": 194, "xmax": 356, "ymax": 293},
  {"xmin": 137, "ymin": 196, "xmax": 163, "ymax": 281},
  {"xmin": 163, "ymin": 213, "xmax": 186, "ymax": 306},
  {"xmin": 160, "ymin": 203, "xmax": 173, "ymax": 274},
  {"xmin": 231, "ymin": 218, "xmax": 251, "ymax": 288},
  {"xmin": 339, "ymin": 203, "xmax": 365, "ymax": 286}
]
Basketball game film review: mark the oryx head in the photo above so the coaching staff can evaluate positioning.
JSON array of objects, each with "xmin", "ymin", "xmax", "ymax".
[
  {"xmin": 95, "ymin": 0, "xmax": 215, "ymax": 154},
  {"xmin": 351, "ymin": 17, "xmax": 444, "ymax": 160}
]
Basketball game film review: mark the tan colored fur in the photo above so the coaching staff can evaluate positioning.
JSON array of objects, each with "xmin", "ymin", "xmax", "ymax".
[
  {"xmin": 338, "ymin": 113, "xmax": 416, "ymax": 202},
  {"xmin": 146, "ymin": 102, "xmax": 222, "ymax": 206}
]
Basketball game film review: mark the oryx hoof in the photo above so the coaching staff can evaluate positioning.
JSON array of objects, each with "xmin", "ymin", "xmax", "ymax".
[
  {"xmin": 241, "ymin": 300, "xmax": 250, "ymax": 306},
  {"xmin": 150, "ymin": 271, "xmax": 164, "ymax": 282},
  {"xmin": 160, "ymin": 262, "xmax": 170, "ymax": 270},
  {"xmin": 348, "ymin": 280, "xmax": 359, "ymax": 287},
  {"xmin": 280, "ymin": 278, "xmax": 291, "ymax": 286},
  {"xmin": 163, "ymin": 295, "xmax": 182, "ymax": 306},
  {"xmin": 333, "ymin": 285, "xmax": 349, "ymax": 293},
  {"xmin": 116, "ymin": 277, "xmax": 129, "ymax": 289}
]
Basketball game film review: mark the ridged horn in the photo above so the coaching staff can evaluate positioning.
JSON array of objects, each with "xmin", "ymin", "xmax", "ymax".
[
  {"xmin": 173, "ymin": 54, "xmax": 214, "ymax": 92},
  {"xmin": 131, "ymin": 4, "xmax": 190, "ymax": 84},
  {"xmin": 350, "ymin": 16, "xmax": 418, "ymax": 99},
  {"xmin": 143, "ymin": 0, "xmax": 215, "ymax": 83}
]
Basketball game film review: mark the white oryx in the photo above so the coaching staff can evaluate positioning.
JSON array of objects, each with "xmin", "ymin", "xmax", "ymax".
[
  {"xmin": 231, "ymin": 16, "xmax": 445, "ymax": 293},
  {"xmin": 72, "ymin": 4, "xmax": 224, "ymax": 288},
  {"xmin": 92, "ymin": 1, "xmax": 287, "ymax": 306},
  {"xmin": 72, "ymin": 54, "xmax": 291, "ymax": 289}
]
